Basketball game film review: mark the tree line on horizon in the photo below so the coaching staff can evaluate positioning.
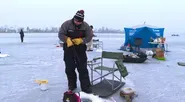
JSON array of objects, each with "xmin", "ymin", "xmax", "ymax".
[{"xmin": 0, "ymin": 26, "xmax": 124, "ymax": 34}]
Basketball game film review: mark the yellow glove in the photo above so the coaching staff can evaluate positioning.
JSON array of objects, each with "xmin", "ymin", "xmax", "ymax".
[
  {"xmin": 66, "ymin": 37, "xmax": 74, "ymax": 47},
  {"xmin": 72, "ymin": 38, "xmax": 83, "ymax": 45}
]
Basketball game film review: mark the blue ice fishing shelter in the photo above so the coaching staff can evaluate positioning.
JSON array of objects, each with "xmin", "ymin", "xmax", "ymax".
[{"xmin": 123, "ymin": 24, "xmax": 164, "ymax": 48}]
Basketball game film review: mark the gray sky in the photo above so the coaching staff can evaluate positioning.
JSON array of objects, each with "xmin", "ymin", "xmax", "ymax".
[{"xmin": 0, "ymin": 0, "xmax": 184, "ymax": 33}]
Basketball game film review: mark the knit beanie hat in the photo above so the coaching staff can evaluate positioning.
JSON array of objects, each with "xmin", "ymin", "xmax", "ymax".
[{"xmin": 74, "ymin": 10, "xmax": 84, "ymax": 22}]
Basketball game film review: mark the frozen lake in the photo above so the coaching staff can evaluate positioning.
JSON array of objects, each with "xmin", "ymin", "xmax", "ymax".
[{"xmin": 1, "ymin": 33, "xmax": 185, "ymax": 102}]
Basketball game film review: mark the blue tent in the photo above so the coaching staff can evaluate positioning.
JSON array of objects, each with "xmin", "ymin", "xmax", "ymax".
[{"xmin": 123, "ymin": 24, "xmax": 164, "ymax": 48}]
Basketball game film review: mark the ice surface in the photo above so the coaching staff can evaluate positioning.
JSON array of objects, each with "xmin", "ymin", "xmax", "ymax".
[{"xmin": 0, "ymin": 33, "xmax": 185, "ymax": 102}]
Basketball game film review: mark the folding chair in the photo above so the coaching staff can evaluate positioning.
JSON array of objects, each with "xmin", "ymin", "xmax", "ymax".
[
  {"xmin": 87, "ymin": 51, "xmax": 128, "ymax": 97},
  {"xmin": 134, "ymin": 38, "xmax": 142, "ymax": 52},
  {"xmin": 92, "ymin": 39, "xmax": 103, "ymax": 50}
]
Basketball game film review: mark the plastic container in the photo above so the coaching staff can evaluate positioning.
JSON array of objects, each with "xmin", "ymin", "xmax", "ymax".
[{"xmin": 40, "ymin": 83, "xmax": 48, "ymax": 91}]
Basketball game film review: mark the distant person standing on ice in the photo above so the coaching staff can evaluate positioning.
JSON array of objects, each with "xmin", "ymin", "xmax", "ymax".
[
  {"xmin": 58, "ymin": 10, "xmax": 93, "ymax": 93},
  {"xmin": 19, "ymin": 29, "xmax": 24, "ymax": 43},
  {"xmin": 86, "ymin": 25, "xmax": 94, "ymax": 51}
]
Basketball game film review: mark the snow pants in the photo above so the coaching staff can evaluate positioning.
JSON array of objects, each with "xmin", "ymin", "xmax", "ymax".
[{"xmin": 63, "ymin": 44, "xmax": 91, "ymax": 92}]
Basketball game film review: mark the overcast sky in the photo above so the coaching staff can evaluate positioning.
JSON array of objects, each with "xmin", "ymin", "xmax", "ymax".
[{"xmin": 0, "ymin": 0, "xmax": 184, "ymax": 33}]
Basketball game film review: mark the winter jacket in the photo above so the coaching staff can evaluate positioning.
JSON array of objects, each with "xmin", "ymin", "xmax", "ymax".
[{"xmin": 58, "ymin": 19, "xmax": 93, "ymax": 44}]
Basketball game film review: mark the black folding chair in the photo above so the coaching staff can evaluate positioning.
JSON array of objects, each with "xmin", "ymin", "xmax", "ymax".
[{"xmin": 134, "ymin": 38, "xmax": 142, "ymax": 52}]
